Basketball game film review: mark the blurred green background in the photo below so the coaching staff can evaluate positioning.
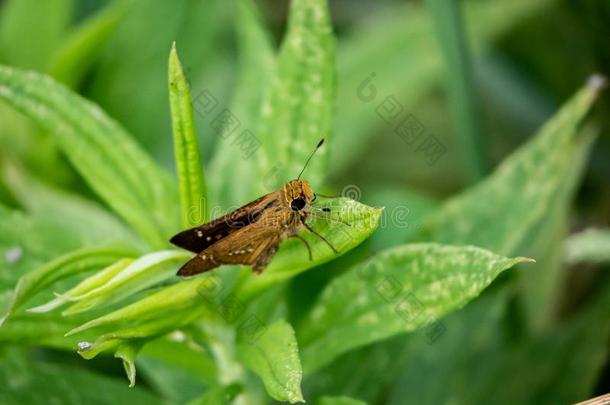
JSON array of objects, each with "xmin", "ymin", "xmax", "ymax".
[{"xmin": 1, "ymin": 0, "xmax": 609, "ymax": 404}]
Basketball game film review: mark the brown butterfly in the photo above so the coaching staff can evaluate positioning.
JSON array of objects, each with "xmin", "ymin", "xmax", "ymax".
[{"xmin": 170, "ymin": 139, "xmax": 339, "ymax": 276}]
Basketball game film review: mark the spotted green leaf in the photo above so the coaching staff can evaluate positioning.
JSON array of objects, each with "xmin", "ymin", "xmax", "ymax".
[
  {"xmin": 235, "ymin": 198, "xmax": 383, "ymax": 299},
  {"xmin": 256, "ymin": 0, "xmax": 335, "ymax": 192},
  {"xmin": 414, "ymin": 76, "xmax": 604, "ymax": 256},
  {"xmin": 299, "ymin": 243, "xmax": 531, "ymax": 371}
]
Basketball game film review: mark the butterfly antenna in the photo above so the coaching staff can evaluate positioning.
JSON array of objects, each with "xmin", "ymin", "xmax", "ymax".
[{"xmin": 297, "ymin": 138, "xmax": 325, "ymax": 180}]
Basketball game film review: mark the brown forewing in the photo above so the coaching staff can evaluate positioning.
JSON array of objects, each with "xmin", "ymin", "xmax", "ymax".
[
  {"xmin": 170, "ymin": 192, "xmax": 280, "ymax": 253},
  {"xmin": 176, "ymin": 199, "xmax": 301, "ymax": 276}
]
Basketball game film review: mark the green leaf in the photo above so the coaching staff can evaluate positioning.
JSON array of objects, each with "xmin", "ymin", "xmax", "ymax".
[
  {"xmin": 64, "ymin": 277, "xmax": 219, "ymax": 385},
  {"xmin": 256, "ymin": 0, "xmax": 335, "ymax": 192},
  {"xmin": 0, "ymin": 0, "xmax": 72, "ymax": 69},
  {"xmin": 414, "ymin": 76, "xmax": 604, "ymax": 256},
  {"xmin": 47, "ymin": 0, "xmax": 131, "ymax": 88},
  {"xmin": 386, "ymin": 281, "xmax": 610, "ymax": 405},
  {"xmin": 235, "ymin": 198, "xmax": 382, "ymax": 299},
  {"xmin": 565, "ymin": 228, "xmax": 610, "ymax": 264},
  {"xmin": 0, "ymin": 312, "xmax": 83, "ymax": 349},
  {"xmin": 237, "ymin": 320, "xmax": 304, "ymax": 403},
  {"xmin": 0, "ymin": 246, "xmax": 136, "ymax": 326},
  {"xmin": 299, "ymin": 243, "xmax": 531, "ymax": 372},
  {"xmin": 208, "ymin": 0, "xmax": 274, "ymax": 208},
  {"xmin": 60, "ymin": 250, "xmax": 190, "ymax": 315},
  {"xmin": 0, "ymin": 349, "xmax": 162, "ymax": 404},
  {"xmin": 2, "ymin": 163, "xmax": 141, "ymax": 249},
  {"xmin": 169, "ymin": 43, "xmax": 207, "ymax": 227},
  {"xmin": 317, "ymin": 396, "xmax": 367, "ymax": 405},
  {"xmin": 139, "ymin": 337, "xmax": 218, "ymax": 403},
  {"xmin": 27, "ymin": 258, "xmax": 133, "ymax": 314},
  {"xmin": 65, "ymin": 277, "xmax": 214, "ymax": 341},
  {"xmin": 0, "ymin": 65, "xmax": 179, "ymax": 248}
]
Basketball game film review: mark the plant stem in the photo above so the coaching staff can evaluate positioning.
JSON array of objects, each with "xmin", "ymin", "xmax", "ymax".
[{"xmin": 424, "ymin": 0, "xmax": 487, "ymax": 182}]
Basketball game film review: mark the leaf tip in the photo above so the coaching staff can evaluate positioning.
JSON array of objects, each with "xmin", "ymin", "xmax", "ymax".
[
  {"xmin": 512, "ymin": 256, "xmax": 536, "ymax": 266},
  {"xmin": 587, "ymin": 74, "xmax": 607, "ymax": 93},
  {"xmin": 65, "ymin": 322, "xmax": 91, "ymax": 337}
]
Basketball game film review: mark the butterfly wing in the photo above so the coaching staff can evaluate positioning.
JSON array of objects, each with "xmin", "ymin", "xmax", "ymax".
[
  {"xmin": 170, "ymin": 193, "xmax": 279, "ymax": 253},
  {"xmin": 176, "ymin": 209, "xmax": 295, "ymax": 276}
]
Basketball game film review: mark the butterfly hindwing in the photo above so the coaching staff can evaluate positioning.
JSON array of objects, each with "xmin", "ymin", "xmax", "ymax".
[{"xmin": 176, "ymin": 208, "xmax": 294, "ymax": 276}]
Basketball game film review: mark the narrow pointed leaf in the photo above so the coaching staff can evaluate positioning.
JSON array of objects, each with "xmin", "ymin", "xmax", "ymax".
[
  {"xmin": 27, "ymin": 259, "xmax": 134, "ymax": 314},
  {"xmin": 1, "ymin": 246, "xmax": 136, "ymax": 326},
  {"xmin": 65, "ymin": 278, "xmax": 214, "ymax": 338},
  {"xmin": 61, "ymin": 250, "xmax": 190, "ymax": 315},
  {"xmin": 169, "ymin": 43, "xmax": 207, "ymax": 226}
]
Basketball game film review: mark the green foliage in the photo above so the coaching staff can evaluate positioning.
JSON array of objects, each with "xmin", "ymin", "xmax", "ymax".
[
  {"xmin": 414, "ymin": 79, "xmax": 601, "ymax": 255},
  {"xmin": 238, "ymin": 321, "xmax": 304, "ymax": 403},
  {"xmin": 0, "ymin": 65, "xmax": 179, "ymax": 248},
  {"xmin": 255, "ymin": 0, "xmax": 335, "ymax": 193},
  {"xmin": 0, "ymin": 0, "xmax": 608, "ymax": 404},
  {"xmin": 169, "ymin": 44, "xmax": 207, "ymax": 226},
  {"xmin": 299, "ymin": 244, "xmax": 530, "ymax": 372},
  {"xmin": 0, "ymin": 348, "xmax": 160, "ymax": 404},
  {"xmin": 48, "ymin": 0, "xmax": 131, "ymax": 88}
]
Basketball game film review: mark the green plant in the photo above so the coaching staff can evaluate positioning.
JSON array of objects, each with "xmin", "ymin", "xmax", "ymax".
[{"xmin": 0, "ymin": 0, "xmax": 607, "ymax": 404}]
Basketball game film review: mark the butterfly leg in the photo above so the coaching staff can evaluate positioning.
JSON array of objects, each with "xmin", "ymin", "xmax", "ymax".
[
  {"xmin": 302, "ymin": 221, "xmax": 339, "ymax": 254},
  {"xmin": 252, "ymin": 243, "xmax": 279, "ymax": 274},
  {"xmin": 292, "ymin": 234, "xmax": 313, "ymax": 261}
]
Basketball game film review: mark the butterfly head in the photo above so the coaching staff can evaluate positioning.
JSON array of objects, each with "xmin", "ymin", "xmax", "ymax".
[{"xmin": 284, "ymin": 179, "xmax": 314, "ymax": 212}]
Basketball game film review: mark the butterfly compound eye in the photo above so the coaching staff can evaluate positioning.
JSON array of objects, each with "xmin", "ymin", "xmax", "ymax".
[{"xmin": 290, "ymin": 197, "xmax": 306, "ymax": 211}]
